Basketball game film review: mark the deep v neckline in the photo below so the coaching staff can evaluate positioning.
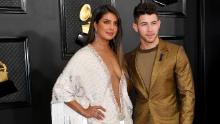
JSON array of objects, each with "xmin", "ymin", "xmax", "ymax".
[
  {"xmin": 88, "ymin": 44, "xmax": 124, "ymax": 111},
  {"xmin": 88, "ymin": 44, "xmax": 124, "ymax": 82}
]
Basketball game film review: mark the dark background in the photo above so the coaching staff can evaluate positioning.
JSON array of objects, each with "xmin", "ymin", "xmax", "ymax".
[{"xmin": 0, "ymin": 0, "xmax": 217, "ymax": 123}]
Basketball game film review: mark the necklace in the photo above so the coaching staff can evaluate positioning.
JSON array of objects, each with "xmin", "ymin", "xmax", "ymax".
[
  {"xmin": 118, "ymin": 111, "xmax": 125, "ymax": 121},
  {"xmin": 117, "ymin": 78, "xmax": 125, "ymax": 121}
]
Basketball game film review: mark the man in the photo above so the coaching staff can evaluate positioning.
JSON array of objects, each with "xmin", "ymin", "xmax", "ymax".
[{"xmin": 126, "ymin": 2, "xmax": 195, "ymax": 124}]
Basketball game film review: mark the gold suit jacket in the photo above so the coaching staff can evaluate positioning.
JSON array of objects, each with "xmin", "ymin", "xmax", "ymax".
[{"xmin": 126, "ymin": 40, "xmax": 195, "ymax": 124}]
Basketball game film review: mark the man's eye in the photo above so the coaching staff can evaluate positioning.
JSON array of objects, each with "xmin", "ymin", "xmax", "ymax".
[
  {"xmin": 152, "ymin": 21, "xmax": 157, "ymax": 25},
  {"xmin": 141, "ymin": 23, "xmax": 147, "ymax": 26}
]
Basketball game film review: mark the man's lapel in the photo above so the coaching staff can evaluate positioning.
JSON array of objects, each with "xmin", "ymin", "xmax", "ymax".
[{"xmin": 150, "ymin": 40, "xmax": 168, "ymax": 89}]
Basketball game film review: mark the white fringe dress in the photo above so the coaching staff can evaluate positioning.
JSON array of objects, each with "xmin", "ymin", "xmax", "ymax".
[{"xmin": 51, "ymin": 45, "xmax": 133, "ymax": 124}]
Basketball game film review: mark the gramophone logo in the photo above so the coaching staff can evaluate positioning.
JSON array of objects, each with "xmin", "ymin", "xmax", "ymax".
[
  {"xmin": 0, "ymin": 61, "xmax": 17, "ymax": 98},
  {"xmin": 80, "ymin": 4, "xmax": 92, "ymax": 34},
  {"xmin": 76, "ymin": 4, "xmax": 92, "ymax": 46},
  {"xmin": 0, "ymin": 61, "xmax": 8, "ymax": 82}
]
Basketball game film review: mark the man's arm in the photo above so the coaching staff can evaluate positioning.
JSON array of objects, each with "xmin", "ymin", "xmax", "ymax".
[{"xmin": 175, "ymin": 46, "xmax": 195, "ymax": 124}]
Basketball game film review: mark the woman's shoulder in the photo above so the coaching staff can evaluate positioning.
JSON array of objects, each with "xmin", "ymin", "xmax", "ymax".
[
  {"xmin": 75, "ymin": 45, "xmax": 91, "ymax": 55},
  {"xmin": 71, "ymin": 45, "xmax": 91, "ymax": 57},
  {"xmin": 68, "ymin": 45, "xmax": 94, "ymax": 63}
]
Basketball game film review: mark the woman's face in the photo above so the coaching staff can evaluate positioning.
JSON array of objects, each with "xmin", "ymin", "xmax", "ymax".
[{"xmin": 94, "ymin": 12, "xmax": 118, "ymax": 41}]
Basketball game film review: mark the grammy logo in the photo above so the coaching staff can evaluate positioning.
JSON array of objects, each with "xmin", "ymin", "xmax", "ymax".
[
  {"xmin": 79, "ymin": 4, "xmax": 92, "ymax": 34},
  {"xmin": 0, "ymin": 61, "xmax": 8, "ymax": 82},
  {"xmin": 76, "ymin": 4, "xmax": 92, "ymax": 46},
  {"xmin": 0, "ymin": 61, "xmax": 17, "ymax": 98}
]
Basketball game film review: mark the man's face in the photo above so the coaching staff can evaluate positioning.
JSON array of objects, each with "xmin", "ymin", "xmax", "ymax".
[{"xmin": 133, "ymin": 14, "xmax": 160, "ymax": 44}]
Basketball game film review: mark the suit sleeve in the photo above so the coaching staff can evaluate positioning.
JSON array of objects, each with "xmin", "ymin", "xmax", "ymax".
[{"xmin": 175, "ymin": 46, "xmax": 195, "ymax": 124}]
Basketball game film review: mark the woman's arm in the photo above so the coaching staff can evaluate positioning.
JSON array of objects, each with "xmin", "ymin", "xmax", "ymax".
[{"xmin": 65, "ymin": 100, "xmax": 106, "ymax": 120}]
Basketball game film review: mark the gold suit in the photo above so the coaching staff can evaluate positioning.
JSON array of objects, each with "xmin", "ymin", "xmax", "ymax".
[{"xmin": 126, "ymin": 40, "xmax": 195, "ymax": 124}]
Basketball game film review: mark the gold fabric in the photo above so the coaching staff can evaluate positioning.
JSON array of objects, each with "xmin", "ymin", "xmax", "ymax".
[
  {"xmin": 126, "ymin": 40, "xmax": 195, "ymax": 124},
  {"xmin": 0, "ymin": 61, "xmax": 8, "ymax": 82}
]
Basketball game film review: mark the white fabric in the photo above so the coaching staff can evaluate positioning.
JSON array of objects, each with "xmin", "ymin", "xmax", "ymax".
[
  {"xmin": 51, "ymin": 103, "xmax": 87, "ymax": 124},
  {"xmin": 51, "ymin": 45, "xmax": 133, "ymax": 124}
]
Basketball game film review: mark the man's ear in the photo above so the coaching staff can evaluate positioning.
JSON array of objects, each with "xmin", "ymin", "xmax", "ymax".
[
  {"xmin": 159, "ymin": 20, "xmax": 161, "ymax": 29},
  {"xmin": 132, "ymin": 22, "xmax": 138, "ymax": 32}
]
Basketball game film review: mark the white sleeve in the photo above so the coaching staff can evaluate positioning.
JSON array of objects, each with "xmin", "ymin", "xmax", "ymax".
[
  {"xmin": 51, "ymin": 51, "xmax": 90, "ymax": 107},
  {"xmin": 51, "ymin": 48, "xmax": 90, "ymax": 124}
]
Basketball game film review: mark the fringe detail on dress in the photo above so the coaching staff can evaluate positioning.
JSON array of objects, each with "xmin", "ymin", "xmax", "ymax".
[{"xmin": 51, "ymin": 103, "xmax": 88, "ymax": 124}]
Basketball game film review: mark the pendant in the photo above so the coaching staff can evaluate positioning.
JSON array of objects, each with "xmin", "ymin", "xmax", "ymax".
[{"xmin": 118, "ymin": 112, "xmax": 125, "ymax": 121}]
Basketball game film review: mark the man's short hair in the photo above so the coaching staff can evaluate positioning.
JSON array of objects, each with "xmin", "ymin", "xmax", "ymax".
[{"xmin": 133, "ymin": 2, "xmax": 159, "ymax": 22}]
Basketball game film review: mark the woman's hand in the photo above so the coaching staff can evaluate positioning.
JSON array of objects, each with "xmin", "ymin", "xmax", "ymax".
[{"xmin": 83, "ymin": 105, "xmax": 106, "ymax": 120}]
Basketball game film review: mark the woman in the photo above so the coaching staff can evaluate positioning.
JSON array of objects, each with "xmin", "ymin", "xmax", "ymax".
[{"xmin": 51, "ymin": 4, "xmax": 133, "ymax": 124}]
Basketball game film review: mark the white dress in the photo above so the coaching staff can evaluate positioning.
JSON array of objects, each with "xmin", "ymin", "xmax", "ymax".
[{"xmin": 51, "ymin": 45, "xmax": 133, "ymax": 124}]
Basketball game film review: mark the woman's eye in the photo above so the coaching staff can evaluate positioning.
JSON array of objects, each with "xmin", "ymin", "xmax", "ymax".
[{"xmin": 103, "ymin": 21, "xmax": 110, "ymax": 24}]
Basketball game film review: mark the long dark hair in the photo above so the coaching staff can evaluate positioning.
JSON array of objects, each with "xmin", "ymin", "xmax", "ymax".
[{"xmin": 87, "ymin": 4, "xmax": 127, "ymax": 75}]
